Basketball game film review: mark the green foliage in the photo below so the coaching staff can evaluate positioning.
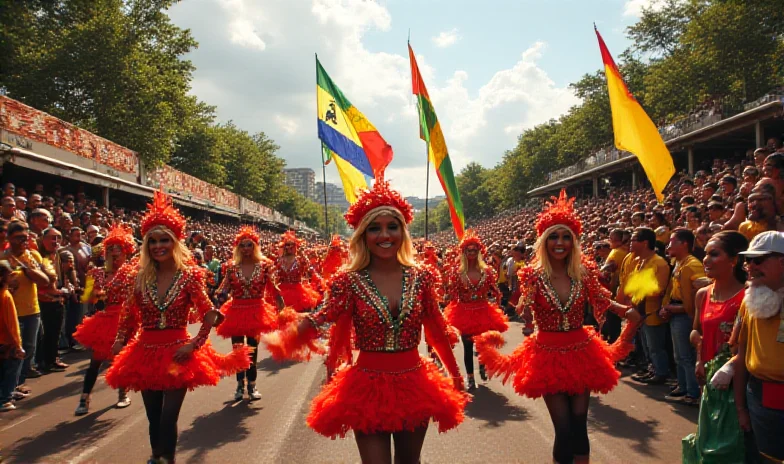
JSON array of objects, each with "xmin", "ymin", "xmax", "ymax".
[
  {"xmin": 484, "ymin": 0, "xmax": 784, "ymax": 213},
  {"xmin": 0, "ymin": 0, "xmax": 211, "ymax": 168}
]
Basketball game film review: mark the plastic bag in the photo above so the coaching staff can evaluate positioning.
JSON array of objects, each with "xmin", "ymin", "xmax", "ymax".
[{"xmin": 682, "ymin": 349, "xmax": 745, "ymax": 463}]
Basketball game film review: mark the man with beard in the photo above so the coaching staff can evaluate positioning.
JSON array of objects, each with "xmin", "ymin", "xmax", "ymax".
[
  {"xmin": 733, "ymin": 231, "xmax": 784, "ymax": 462},
  {"xmin": 738, "ymin": 183, "xmax": 784, "ymax": 242}
]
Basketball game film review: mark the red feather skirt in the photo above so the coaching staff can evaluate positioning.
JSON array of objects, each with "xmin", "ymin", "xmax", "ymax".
[
  {"xmin": 216, "ymin": 297, "xmax": 278, "ymax": 339},
  {"xmin": 73, "ymin": 304, "xmax": 123, "ymax": 361},
  {"xmin": 476, "ymin": 327, "xmax": 625, "ymax": 399},
  {"xmin": 278, "ymin": 282, "xmax": 322, "ymax": 312},
  {"xmin": 105, "ymin": 328, "xmax": 250, "ymax": 392},
  {"xmin": 443, "ymin": 300, "xmax": 509, "ymax": 336},
  {"xmin": 307, "ymin": 350, "xmax": 469, "ymax": 438}
]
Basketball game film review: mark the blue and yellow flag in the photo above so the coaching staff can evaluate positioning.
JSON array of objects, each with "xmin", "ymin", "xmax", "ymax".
[{"xmin": 317, "ymin": 57, "xmax": 393, "ymax": 203}]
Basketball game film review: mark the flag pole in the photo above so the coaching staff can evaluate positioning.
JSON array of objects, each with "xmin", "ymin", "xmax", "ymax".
[
  {"xmin": 321, "ymin": 146, "xmax": 329, "ymax": 236},
  {"xmin": 316, "ymin": 53, "xmax": 329, "ymax": 236},
  {"xmin": 424, "ymin": 143, "xmax": 430, "ymax": 240}
]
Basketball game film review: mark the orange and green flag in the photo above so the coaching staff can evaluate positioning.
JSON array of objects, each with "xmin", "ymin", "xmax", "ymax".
[
  {"xmin": 595, "ymin": 26, "xmax": 674, "ymax": 202},
  {"xmin": 408, "ymin": 43, "xmax": 465, "ymax": 239}
]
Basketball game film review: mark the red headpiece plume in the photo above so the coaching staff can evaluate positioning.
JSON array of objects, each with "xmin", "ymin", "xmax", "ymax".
[
  {"xmin": 458, "ymin": 229, "xmax": 486, "ymax": 255},
  {"xmin": 278, "ymin": 230, "xmax": 303, "ymax": 250},
  {"xmin": 344, "ymin": 176, "xmax": 414, "ymax": 229},
  {"xmin": 535, "ymin": 189, "xmax": 583, "ymax": 237},
  {"xmin": 103, "ymin": 223, "xmax": 137, "ymax": 256},
  {"xmin": 140, "ymin": 191, "xmax": 187, "ymax": 240},
  {"xmin": 329, "ymin": 235, "xmax": 343, "ymax": 249},
  {"xmin": 234, "ymin": 225, "xmax": 260, "ymax": 247}
]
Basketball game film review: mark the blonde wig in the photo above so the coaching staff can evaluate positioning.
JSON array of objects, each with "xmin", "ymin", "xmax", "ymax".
[
  {"xmin": 136, "ymin": 226, "xmax": 193, "ymax": 294},
  {"xmin": 232, "ymin": 239, "xmax": 263, "ymax": 265},
  {"xmin": 533, "ymin": 224, "xmax": 586, "ymax": 281},
  {"xmin": 458, "ymin": 250, "xmax": 488, "ymax": 274},
  {"xmin": 346, "ymin": 206, "xmax": 417, "ymax": 272}
]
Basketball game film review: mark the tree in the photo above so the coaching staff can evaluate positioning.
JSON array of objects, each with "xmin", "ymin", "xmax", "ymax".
[
  {"xmin": 0, "ymin": 0, "xmax": 211, "ymax": 167},
  {"xmin": 170, "ymin": 123, "xmax": 228, "ymax": 185},
  {"xmin": 456, "ymin": 162, "xmax": 494, "ymax": 222}
]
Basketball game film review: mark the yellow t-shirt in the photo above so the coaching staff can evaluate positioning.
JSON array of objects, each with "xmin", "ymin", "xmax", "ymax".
[
  {"xmin": 620, "ymin": 253, "xmax": 669, "ymax": 326},
  {"xmin": 738, "ymin": 221, "xmax": 767, "ymax": 242},
  {"xmin": 738, "ymin": 302, "xmax": 784, "ymax": 382},
  {"xmin": 0, "ymin": 289, "xmax": 21, "ymax": 347},
  {"xmin": 606, "ymin": 248, "xmax": 628, "ymax": 276},
  {"xmin": 7, "ymin": 250, "xmax": 44, "ymax": 317},
  {"xmin": 665, "ymin": 255, "xmax": 706, "ymax": 319}
]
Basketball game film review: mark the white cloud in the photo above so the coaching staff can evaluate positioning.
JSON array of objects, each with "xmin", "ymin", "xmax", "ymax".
[
  {"xmin": 432, "ymin": 28, "xmax": 460, "ymax": 48},
  {"xmin": 166, "ymin": 1, "xmax": 578, "ymax": 198},
  {"xmin": 623, "ymin": 0, "xmax": 666, "ymax": 17},
  {"xmin": 274, "ymin": 114, "xmax": 300, "ymax": 135},
  {"xmin": 220, "ymin": 0, "xmax": 267, "ymax": 50}
]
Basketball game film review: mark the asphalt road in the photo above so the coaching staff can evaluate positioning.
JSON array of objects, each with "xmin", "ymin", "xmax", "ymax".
[{"xmin": 0, "ymin": 322, "xmax": 698, "ymax": 463}]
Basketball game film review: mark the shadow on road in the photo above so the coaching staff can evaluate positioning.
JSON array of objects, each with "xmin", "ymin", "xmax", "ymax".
[
  {"xmin": 465, "ymin": 385, "xmax": 530, "ymax": 427},
  {"xmin": 619, "ymin": 374, "xmax": 700, "ymax": 424},
  {"xmin": 13, "ymin": 378, "xmax": 84, "ymax": 411},
  {"xmin": 257, "ymin": 356, "xmax": 297, "ymax": 375},
  {"xmin": 588, "ymin": 397, "xmax": 662, "ymax": 458},
  {"xmin": 178, "ymin": 402, "xmax": 262, "ymax": 463},
  {"xmin": 6, "ymin": 405, "xmax": 117, "ymax": 463}
]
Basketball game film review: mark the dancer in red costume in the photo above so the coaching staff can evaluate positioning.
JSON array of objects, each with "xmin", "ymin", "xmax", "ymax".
[
  {"xmin": 443, "ymin": 230, "xmax": 509, "ymax": 390},
  {"xmin": 264, "ymin": 178, "xmax": 468, "ymax": 464},
  {"xmin": 106, "ymin": 192, "xmax": 250, "ymax": 464},
  {"xmin": 215, "ymin": 226, "xmax": 283, "ymax": 402},
  {"xmin": 476, "ymin": 190, "xmax": 641, "ymax": 464},
  {"xmin": 320, "ymin": 235, "xmax": 348, "ymax": 280},
  {"xmin": 273, "ymin": 230, "xmax": 323, "ymax": 312},
  {"xmin": 73, "ymin": 224, "xmax": 137, "ymax": 415}
]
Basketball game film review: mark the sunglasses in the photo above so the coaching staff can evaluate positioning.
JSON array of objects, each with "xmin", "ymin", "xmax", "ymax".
[{"xmin": 748, "ymin": 254, "xmax": 781, "ymax": 265}]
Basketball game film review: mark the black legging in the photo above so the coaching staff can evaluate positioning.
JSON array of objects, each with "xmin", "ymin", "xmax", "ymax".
[
  {"xmin": 543, "ymin": 391, "xmax": 591, "ymax": 464},
  {"xmin": 230, "ymin": 336, "xmax": 259, "ymax": 383},
  {"xmin": 461, "ymin": 334, "xmax": 475, "ymax": 375},
  {"xmin": 83, "ymin": 359, "xmax": 103, "ymax": 394},
  {"xmin": 141, "ymin": 389, "xmax": 187, "ymax": 461}
]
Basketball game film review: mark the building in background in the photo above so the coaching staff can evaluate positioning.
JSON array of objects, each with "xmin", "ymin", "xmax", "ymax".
[
  {"xmin": 283, "ymin": 168, "xmax": 316, "ymax": 200},
  {"xmin": 315, "ymin": 181, "xmax": 350, "ymax": 211},
  {"xmin": 405, "ymin": 195, "xmax": 446, "ymax": 211}
]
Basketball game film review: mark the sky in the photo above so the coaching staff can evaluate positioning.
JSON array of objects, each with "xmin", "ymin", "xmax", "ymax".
[{"xmin": 166, "ymin": 0, "xmax": 662, "ymax": 198}]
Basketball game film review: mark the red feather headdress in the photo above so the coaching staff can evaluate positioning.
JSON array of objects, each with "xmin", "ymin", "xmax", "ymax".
[
  {"xmin": 278, "ymin": 230, "xmax": 303, "ymax": 250},
  {"xmin": 328, "ymin": 235, "xmax": 344, "ymax": 249},
  {"xmin": 103, "ymin": 223, "xmax": 137, "ymax": 256},
  {"xmin": 535, "ymin": 189, "xmax": 583, "ymax": 237},
  {"xmin": 234, "ymin": 225, "xmax": 260, "ymax": 247},
  {"xmin": 140, "ymin": 190, "xmax": 186, "ymax": 240},
  {"xmin": 344, "ymin": 176, "xmax": 414, "ymax": 229},
  {"xmin": 458, "ymin": 229, "xmax": 486, "ymax": 255}
]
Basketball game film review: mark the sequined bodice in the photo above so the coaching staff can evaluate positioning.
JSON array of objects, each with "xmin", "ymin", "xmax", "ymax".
[
  {"xmin": 105, "ymin": 263, "xmax": 137, "ymax": 306},
  {"xmin": 313, "ymin": 266, "xmax": 444, "ymax": 352},
  {"xmin": 518, "ymin": 266, "xmax": 611, "ymax": 332},
  {"xmin": 446, "ymin": 268, "xmax": 497, "ymax": 304},
  {"xmin": 122, "ymin": 266, "xmax": 213, "ymax": 333},
  {"xmin": 275, "ymin": 256, "xmax": 309, "ymax": 284},
  {"xmin": 222, "ymin": 260, "xmax": 273, "ymax": 299}
]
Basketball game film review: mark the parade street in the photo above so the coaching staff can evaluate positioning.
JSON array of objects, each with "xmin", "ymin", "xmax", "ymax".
[{"xmin": 1, "ymin": 322, "xmax": 697, "ymax": 464}]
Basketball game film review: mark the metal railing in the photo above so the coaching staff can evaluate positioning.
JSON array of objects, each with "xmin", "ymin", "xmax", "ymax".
[{"xmin": 535, "ymin": 89, "xmax": 784, "ymax": 190}]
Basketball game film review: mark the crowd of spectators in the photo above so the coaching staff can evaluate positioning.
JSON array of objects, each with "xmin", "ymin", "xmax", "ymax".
[
  {"xmin": 425, "ymin": 137, "xmax": 784, "ymax": 460},
  {"xmin": 0, "ymin": 180, "xmax": 316, "ymax": 412}
]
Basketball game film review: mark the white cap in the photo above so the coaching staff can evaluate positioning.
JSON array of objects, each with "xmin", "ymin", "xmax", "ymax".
[{"xmin": 739, "ymin": 231, "xmax": 784, "ymax": 257}]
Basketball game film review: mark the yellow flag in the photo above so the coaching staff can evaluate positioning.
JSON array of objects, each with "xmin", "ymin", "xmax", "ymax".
[{"xmin": 596, "ymin": 27, "xmax": 674, "ymax": 202}]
